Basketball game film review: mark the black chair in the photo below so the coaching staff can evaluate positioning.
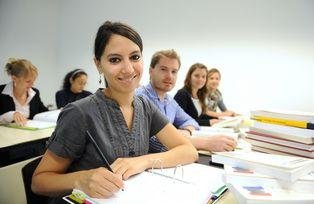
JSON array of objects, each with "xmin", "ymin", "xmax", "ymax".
[{"xmin": 21, "ymin": 157, "xmax": 49, "ymax": 204}]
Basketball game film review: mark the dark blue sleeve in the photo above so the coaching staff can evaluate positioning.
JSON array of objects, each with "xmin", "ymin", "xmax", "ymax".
[{"xmin": 55, "ymin": 90, "xmax": 67, "ymax": 109}]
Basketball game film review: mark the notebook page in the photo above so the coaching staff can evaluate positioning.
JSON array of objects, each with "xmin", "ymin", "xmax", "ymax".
[
  {"xmin": 148, "ymin": 163, "xmax": 225, "ymax": 197},
  {"xmin": 33, "ymin": 109, "xmax": 61, "ymax": 123},
  {"xmin": 92, "ymin": 171, "xmax": 210, "ymax": 204}
]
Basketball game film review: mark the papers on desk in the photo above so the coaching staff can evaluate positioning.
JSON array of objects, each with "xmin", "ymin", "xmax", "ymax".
[
  {"xmin": 3, "ymin": 120, "xmax": 56, "ymax": 130},
  {"xmin": 32, "ymin": 109, "xmax": 60, "ymax": 123},
  {"xmin": 223, "ymin": 165, "xmax": 314, "ymax": 203},
  {"xmin": 2, "ymin": 110, "xmax": 60, "ymax": 130},
  {"xmin": 63, "ymin": 163, "xmax": 226, "ymax": 204},
  {"xmin": 192, "ymin": 126, "xmax": 238, "ymax": 139},
  {"xmin": 212, "ymin": 116, "xmax": 244, "ymax": 128},
  {"xmin": 193, "ymin": 126, "xmax": 251, "ymax": 156}
]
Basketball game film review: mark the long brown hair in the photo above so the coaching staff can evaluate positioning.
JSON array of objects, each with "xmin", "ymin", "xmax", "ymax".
[{"xmin": 183, "ymin": 63, "xmax": 208, "ymax": 113}]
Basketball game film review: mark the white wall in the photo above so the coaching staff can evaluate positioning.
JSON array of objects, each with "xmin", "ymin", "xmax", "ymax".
[
  {"xmin": 0, "ymin": 0, "xmax": 59, "ymax": 107},
  {"xmin": 1, "ymin": 0, "xmax": 313, "ymax": 113}
]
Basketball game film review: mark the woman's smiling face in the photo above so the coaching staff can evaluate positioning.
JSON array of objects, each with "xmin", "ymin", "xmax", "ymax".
[{"xmin": 96, "ymin": 34, "xmax": 143, "ymax": 93}]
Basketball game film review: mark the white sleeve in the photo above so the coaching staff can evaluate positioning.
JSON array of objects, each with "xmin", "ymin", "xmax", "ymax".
[{"xmin": 0, "ymin": 111, "xmax": 15, "ymax": 124}]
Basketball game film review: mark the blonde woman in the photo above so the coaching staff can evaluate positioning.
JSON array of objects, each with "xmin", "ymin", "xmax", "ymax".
[
  {"xmin": 0, "ymin": 58, "xmax": 48, "ymax": 125},
  {"xmin": 207, "ymin": 68, "xmax": 236, "ymax": 118}
]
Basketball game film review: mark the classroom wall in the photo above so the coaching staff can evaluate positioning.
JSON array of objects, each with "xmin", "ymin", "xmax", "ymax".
[
  {"xmin": 0, "ymin": 0, "xmax": 59, "ymax": 107},
  {"xmin": 1, "ymin": 0, "xmax": 313, "ymax": 113}
]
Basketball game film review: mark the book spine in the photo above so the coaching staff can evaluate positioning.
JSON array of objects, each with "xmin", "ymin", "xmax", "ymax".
[{"xmin": 252, "ymin": 116, "xmax": 314, "ymax": 130}]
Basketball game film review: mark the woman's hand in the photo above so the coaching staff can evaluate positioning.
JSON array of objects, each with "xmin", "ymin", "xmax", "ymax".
[
  {"xmin": 111, "ymin": 157, "xmax": 150, "ymax": 180},
  {"xmin": 13, "ymin": 111, "xmax": 27, "ymax": 125},
  {"xmin": 209, "ymin": 118, "xmax": 220, "ymax": 125},
  {"xmin": 203, "ymin": 135, "xmax": 237, "ymax": 152},
  {"xmin": 77, "ymin": 167, "xmax": 124, "ymax": 199},
  {"xmin": 221, "ymin": 111, "xmax": 236, "ymax": 117}
]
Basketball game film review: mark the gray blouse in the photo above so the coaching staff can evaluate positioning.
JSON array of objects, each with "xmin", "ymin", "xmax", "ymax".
[
  {"xmin": 207, "ymin": 89, "xmax": 227, "ymax": 112},
  {"xmin": 47, "ymin": 89, "xmax": 169, "ymax": 172}
]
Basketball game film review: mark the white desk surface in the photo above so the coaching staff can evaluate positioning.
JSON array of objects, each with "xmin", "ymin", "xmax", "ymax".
[{"xmin": 0, "ymin": 126, "xmax": 54, "ymax": 148}]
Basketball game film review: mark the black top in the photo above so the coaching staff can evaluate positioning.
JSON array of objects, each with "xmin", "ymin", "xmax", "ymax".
[
  {"xmin": 174, "ymin": 87, "xmax": 215, "ymax": 126},
  {"xmin": 55, "ymin": 89, "xmax": 92, "ymax": 109},
  {"xmin": 0, "ymin": 84, "xmax": 48, "ymax": 119}
]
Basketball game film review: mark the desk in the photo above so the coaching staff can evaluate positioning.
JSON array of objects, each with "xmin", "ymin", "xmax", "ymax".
[{"xmin": 0, "ymin": 126, "xmax": 54, "ymax": 167}]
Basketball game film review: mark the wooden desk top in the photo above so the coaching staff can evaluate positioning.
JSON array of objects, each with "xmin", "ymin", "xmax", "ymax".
[
  {"xmin": 217, "ymin": 190, "xmax": 236, "ymax": 204},
  {"xmin": 0, "ymin": 126, "xmax": 54, "ymax": 148}
]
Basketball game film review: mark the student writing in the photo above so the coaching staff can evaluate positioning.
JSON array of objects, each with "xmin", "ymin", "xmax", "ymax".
[{"xmin": 31, "ymin": 21, "xmax": 198, "ymax": 203}]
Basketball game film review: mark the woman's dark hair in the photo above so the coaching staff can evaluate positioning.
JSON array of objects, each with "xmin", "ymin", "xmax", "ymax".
[
  {"xmin": 94, "ymin": 21, "xmax": 143, "ymax": 60},
  {"xmin": 62, "ymin": 69, "xmax": 87, "ymax": 90},
  {"xmin": 184, "ymin": 63, "xmax": 209, "ymax": 114}
]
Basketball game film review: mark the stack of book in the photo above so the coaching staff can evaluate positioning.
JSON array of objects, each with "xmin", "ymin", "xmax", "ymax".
[
  {"xmin": 212, "ymin": 151, "xmax": 314, "ymax": 203},
  {"xmin": 247, "ymin": 110, "xmax": 314, "ymax": 158},
  {"xmin": 223, "ymin": 165, "xmax": 314, "ymax": 204}
]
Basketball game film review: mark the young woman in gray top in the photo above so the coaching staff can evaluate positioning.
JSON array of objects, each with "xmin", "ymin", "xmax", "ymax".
[{"xmin": 32, "ymin": 21, "xmax": 198, "ymax": 201}]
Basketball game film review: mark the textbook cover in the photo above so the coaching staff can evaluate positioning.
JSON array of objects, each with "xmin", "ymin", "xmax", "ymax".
[{"xmin": 251, "ymin": 109, "xmax": 314, "ymax": 129}]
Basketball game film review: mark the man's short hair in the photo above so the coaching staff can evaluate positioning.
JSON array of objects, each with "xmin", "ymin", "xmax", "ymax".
[{"xmin": 150, "ymin": 49, "xmax": 181, "ymax": 68}]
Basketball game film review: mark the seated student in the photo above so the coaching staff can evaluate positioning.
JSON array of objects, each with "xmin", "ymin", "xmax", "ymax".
[
  {"xmin": 206, "ymin": 68, "xmax": 236, "ymax": 117},
  {"xmin": 174, "ymin": 63, "xmax": 219, "ymax": 126},
  {"xmin": 32, "ymin": 21, "xmax": 198, "ymax": 203},
  {"xmin": 136, "ymin": 50, "xmax": 236, "ymax": 153},
  {"xmin": 55, "ymin": 69, "xmax": 92, "ymax": 108},
  {"xmin": 0, "ymin": 58, "xmax": 48, "ymax": 125}
]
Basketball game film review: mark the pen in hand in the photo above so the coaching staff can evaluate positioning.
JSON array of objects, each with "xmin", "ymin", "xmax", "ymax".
[
  {"xmin": 86, "ymin": 130, "xmax": 124, "ymax": 191},
  {"xmin": 86, "ymin": 130, "xmax": 113, "ymax": 172}
]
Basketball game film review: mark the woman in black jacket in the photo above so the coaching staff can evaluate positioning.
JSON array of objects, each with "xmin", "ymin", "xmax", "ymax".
[
  {"xmin": 0, "ymin": 58, "xmax": 48, "ymax": 125},
  {"xmin": 174, "ymin": 63, "xmax": 219, "ymax": 126},
  {"xmin": 55, "ymin": 69, "xmax": 92, "ymax": 109}
]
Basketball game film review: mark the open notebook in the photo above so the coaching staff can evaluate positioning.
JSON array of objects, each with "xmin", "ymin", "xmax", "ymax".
[
  {"xmin": 3, "ymin": 109, "xmax": 60, "ymax": 130},
  {"xmin": 63, "ymin": 163, "xmax": 226, "ymax": 204}
]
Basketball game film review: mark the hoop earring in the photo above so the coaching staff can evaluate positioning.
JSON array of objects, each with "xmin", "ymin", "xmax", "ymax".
[{"xmin": 99, "ymin": 75, "xmax": 102, "ymax": 84}]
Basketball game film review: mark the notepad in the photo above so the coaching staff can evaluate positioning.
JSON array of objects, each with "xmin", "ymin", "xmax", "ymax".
[{"xmin": 63, "ymin": 163, "xmax": 226, "ymax": 204}]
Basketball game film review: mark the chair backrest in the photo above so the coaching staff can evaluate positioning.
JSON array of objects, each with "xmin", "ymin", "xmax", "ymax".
[{"xmin": 21, "ymin": 157, "xmax": 49, "ymax": 204}]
